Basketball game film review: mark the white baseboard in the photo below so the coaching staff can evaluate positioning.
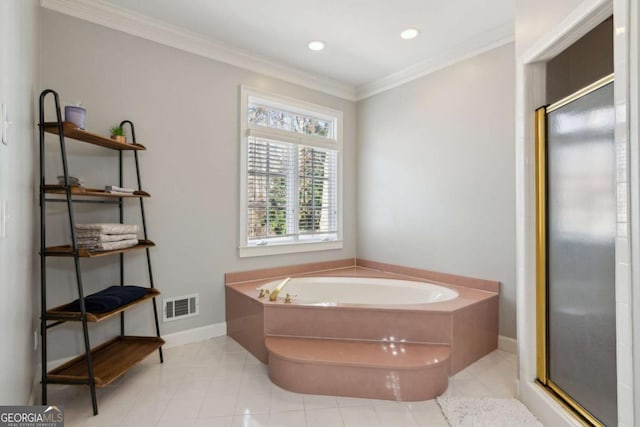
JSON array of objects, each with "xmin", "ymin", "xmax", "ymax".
[
  {"xmin": 162, "ymin": 321, "xmax": 227, "ymax": 348},
  {"xmin": 498, "ymin": 335, "xmax": 517, "ymax": 354}
]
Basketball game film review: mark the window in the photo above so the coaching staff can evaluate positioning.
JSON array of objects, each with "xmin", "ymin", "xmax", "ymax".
[{"xmin": 239, "ymin": 87, "xmax": 343, "ymax": 257}]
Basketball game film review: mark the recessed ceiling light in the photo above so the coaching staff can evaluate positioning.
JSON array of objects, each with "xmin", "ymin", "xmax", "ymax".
[
  {"xmin": 400, "ymin": 28, "xmax": 420, "ymax": 40},
  {"xmin": 307, "ymin": 40, "xmax": 325, "ymax": 51}
]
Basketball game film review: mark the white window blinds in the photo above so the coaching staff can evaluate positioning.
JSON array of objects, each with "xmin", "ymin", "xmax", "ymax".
[{"xmin": 247, "ymin": 137, "xmax": 338, "ymax": 245}]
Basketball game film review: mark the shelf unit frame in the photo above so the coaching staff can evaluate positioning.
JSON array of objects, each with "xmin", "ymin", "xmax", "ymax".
[{"xmin": 38, "ymin": 89, "xmax": 164, "ymax": 415}]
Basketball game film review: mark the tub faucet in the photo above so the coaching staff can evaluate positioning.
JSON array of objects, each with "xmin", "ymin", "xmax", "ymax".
[{"xmin": 269, "ymin": 277, "xmax": 291, "ymax": 301}]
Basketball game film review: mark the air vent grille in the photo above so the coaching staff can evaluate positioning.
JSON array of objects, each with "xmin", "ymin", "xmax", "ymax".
[{"xmin": 163, "ymin": 294, "xmax": 199, "ymax": 322}]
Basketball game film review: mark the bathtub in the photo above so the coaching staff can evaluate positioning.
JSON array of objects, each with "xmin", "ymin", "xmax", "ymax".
[
  {"xmin": 260, "ymin": 276, "xmax": 459, "ymax": 305},
  {"xmin": 226, "ymin": 265, "xmax": 498, "ymax": 375}
]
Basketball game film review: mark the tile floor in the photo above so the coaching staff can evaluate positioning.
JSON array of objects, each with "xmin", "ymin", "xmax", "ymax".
[{"xmin": 48, "ymin": 336, "xmax": 517, "ymax": 427}]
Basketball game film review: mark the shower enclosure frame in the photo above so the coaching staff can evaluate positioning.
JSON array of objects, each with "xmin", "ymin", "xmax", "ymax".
[{"xmin": 535, "ymin": 73, "xmax": 616, "ymax": 427}]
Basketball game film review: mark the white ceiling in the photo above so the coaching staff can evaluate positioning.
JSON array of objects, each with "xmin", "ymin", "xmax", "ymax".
[{"xmin": 92, "ymin": 0, "xmax": 514, "ymax": 90}]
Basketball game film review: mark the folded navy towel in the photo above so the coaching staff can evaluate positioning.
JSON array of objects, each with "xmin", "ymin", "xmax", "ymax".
[{"xmin": 63, "ymin": 285, "xmax": 149, "ymax": 313}]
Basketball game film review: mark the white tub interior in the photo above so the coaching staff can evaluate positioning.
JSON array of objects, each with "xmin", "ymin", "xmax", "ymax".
[{"xmin": 260, "ymin": 277, "xmax": 459, "ymax": 305}]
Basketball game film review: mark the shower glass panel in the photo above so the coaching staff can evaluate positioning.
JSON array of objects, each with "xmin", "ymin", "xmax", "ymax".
[{"xmin": 545, "ymin": 79, "xmax": 617, "ymax": 426}]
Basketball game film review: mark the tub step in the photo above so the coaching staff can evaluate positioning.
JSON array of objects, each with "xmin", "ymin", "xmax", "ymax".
[{"xmin": 265, "ymin": 336, "xmax": 450, "ymax": 401}]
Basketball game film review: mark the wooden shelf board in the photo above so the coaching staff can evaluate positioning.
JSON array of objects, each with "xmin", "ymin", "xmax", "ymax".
[
  {"xmin": 47, "ymin": 288, "xmax": 160, "ymax": 322},
  {"xmin": 44, "ymin": 240, "xmax": 155, "ymax": 258},
  {"xmin": 44, "ymin": 185, "xmax": 150, "ymax": 198},
  {"xmin": 42, "ymin": 122, "xmax": 146, "ymax": 151},
  {"xmin": 47, "ymin": 336, "xmax": 164, "ymax": 387}
]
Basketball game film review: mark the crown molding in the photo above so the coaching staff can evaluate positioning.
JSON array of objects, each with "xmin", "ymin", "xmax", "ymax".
[
  {"xmin": 40, "ymin": 0, "xmax": 358, "ymax": 101},
  {"xmin": 356, "ymin": 22, "xmax": 515, "ymax": 100},
  {"xmin": 41, "ymin": 0, "xmax": 514, "ymax": 103}
]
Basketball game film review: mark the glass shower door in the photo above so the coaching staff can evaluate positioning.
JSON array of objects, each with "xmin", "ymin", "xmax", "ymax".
[{"xmin": 536, "ymin": 75, "xmax": 617, "ymax": 426}]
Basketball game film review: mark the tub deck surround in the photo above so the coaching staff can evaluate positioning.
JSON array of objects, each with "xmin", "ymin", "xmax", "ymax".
[
  {"xmin": 225, "ymin": 262, "xmax": 499, "ymax": 401},
  {"xmin": 227, "ymin": 267, "xmax": 497, "ymax": 313},
  {"xmin": 225, "ymin": 284, "xmax": 267, "ymax": 362}
]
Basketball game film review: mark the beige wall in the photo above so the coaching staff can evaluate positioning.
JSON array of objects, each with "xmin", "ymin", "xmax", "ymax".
[
  {"xmin": 356, "ymin": 44, "xmax": 517, "ymax": 338},
  {"xmin": 40, "ymin": 10, "xmax": 357, "ymax": 360},
  {"xmin": 0, "ymin": 0, "xmax": 39, "ymax": 405}
]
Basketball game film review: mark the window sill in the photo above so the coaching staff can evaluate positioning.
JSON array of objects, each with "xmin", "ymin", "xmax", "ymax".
[{"xmin": 239, "ymin": 240, "xmax": 343, "ymax": 258}]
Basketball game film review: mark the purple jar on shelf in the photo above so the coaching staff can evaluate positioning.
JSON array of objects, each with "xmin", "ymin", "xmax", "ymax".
[{"xmin": 64, "ymin": 105, "xmax": 86, "ymax": 129}]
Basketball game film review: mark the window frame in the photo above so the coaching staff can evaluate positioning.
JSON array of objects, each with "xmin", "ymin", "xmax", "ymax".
[{"xmin": 239, "ymin": 86, "xmax": 343, "ymax": 257}]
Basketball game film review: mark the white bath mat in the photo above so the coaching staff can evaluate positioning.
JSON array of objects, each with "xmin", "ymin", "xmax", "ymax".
[{"xmin": 437, "ymin": 396, "xmax": 543, "ymax": 427}]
